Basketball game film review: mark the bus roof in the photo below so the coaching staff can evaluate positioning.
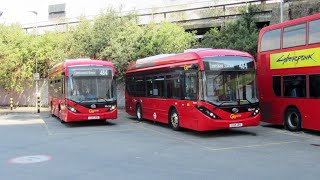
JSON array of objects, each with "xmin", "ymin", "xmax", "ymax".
[
  {"xmin": 127, "ymin": 48, "xmax": 253, "ymax": 73},
  {"xmin": 49, "ymin": 59, "xmax": 115, "ymax": 77},
  {"xmin": 259, "ymin": 13, "xmax": 320, "ymax": 34}
]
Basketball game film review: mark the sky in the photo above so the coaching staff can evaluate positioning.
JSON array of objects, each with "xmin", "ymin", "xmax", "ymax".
[{"xmin": 0, "ymin": 0, "xmax": 208, "ymax": 25}]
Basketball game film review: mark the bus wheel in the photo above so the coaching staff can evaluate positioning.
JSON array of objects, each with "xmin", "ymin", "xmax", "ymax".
[
  {"xmin": 284, "ymin": 107, "xmax": 302, "ymax": 131},
  {"xmin": 169, "ymin": 109, "xmax": 181, "ymax": 131},
  {"xmin": 136, "ymin": 104, "xmax": 143, "ymax": 121}
]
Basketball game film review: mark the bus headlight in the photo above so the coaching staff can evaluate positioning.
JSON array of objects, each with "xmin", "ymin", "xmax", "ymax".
[
  {"xmin": 251, "ymin": 108, "xmax": 260, "ymax": 116},
  {"xmin": 67, "ymin": 105, "xmax": 79, "ymax": 113},
  {"xmin": 110, "ymin": 105, "xmax": 117, "ymax": 111},
  {"xmin": 196, "ymin": 106, "xmax": 220, "ymax": 119}
]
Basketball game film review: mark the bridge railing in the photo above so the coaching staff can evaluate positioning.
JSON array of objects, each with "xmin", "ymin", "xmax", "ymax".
[{"xmin": 23, "ymin": 0, "xmax": 277, "ymax": 34}]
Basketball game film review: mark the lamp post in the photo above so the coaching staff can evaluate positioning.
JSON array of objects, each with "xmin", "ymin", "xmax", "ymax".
[
  {"xmin": 280, "ymin": 0, "xmax": 283, "ymax": 23},
  {"xmin": 29, "ymin": 10, "xmax": 40, "ymax": 113}
]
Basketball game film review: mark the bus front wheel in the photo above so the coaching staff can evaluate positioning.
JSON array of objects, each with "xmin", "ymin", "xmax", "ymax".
[
  {"xmin": 284, "ymin": 107, "xmax": 302, "ymax": 131},
  {"xmin": 169, "ymin": 109, "xmax": 181, "ymax": 131},
  {"xmin": 58, "ymin": 106, "xmax": 66, "ymax": 124},
  {"xmin": 136, "ymin": 104, "xmax": 143, "ymax": 121}
]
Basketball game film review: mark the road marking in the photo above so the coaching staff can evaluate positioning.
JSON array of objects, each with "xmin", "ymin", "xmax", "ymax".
[
  {"xmin": 132, "ymin": 122, "xmax": 301, "ymax": 152},
  {"xmin": 0, "ymin": 119, "xmax": 43, "ymax": 125},
  {"xmin": 269, "ymin": 129, "xmax": 320, "ymax": 141},
  {"xmin": 8, "ymin": 155, "xmax": 52, "ymax": 164},
  {"xmin": 206, "ymin": 141, "xmax": 300, "ymax": 151},
  {"xmin": 49, "ymin": 128, "xmax": 137, "ymax": 135},
  {"xmin": 42, "ymin": 119, "xmax": 54, "ymax": 135},
  {"xmin": 131, "ymin": 122, "xmax": 211, "ymax": 149}
]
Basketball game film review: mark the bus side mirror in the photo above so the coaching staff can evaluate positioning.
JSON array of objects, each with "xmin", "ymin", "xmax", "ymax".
[{"xmin": 61, "ymin": 71, "xmax": 65, "ymax": 75}]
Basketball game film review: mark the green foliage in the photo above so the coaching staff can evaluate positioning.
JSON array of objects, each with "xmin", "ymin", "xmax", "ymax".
[
  {"xmin": 200, "ymin": 6, "xmax": 259, "ymax": 58},
  {"xmin": 0, "ymin": 7, "xmax": 197, "ymax": 91},
  {"xmin": 63, "ymin": 17, "xmax": 94, "ymax": 58},
  {"xmin": 0, "ymin": 25, "xmax": 66, "ymax": 92},
  {"xmin": 0, "ymin": 24, "xmax": 34, "ymax": 91}
]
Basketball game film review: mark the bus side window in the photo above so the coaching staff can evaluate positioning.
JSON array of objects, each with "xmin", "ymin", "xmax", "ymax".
[
  {"xmin": 309, "ymin": 19, "xmax": 320, "ymax": 44},
  {"xmin": 309, "ymin": 75, "xmax": 320, "ymax": 98},
  {"xmin": 283, "ymin": 23, "xmax": 306, "ymax": 48},
  {"xmin": 166, "ymin": 74, "xmax": 182, "ymax": 99},
  {"xmin": 146, "ymin": 77, "xmax": 153, "ymax": 96},
  {"xmin": 272, "ymin": 76, "xmax": 281, "ymax": 96},
  {"xmin": 283, "ymin": 75, "xmax": 306, "ymax": 98},
  {"xmin": 184, "ymin": 72, "xmax": 197, "ymax": 100},
  {"xmin": 260, "ymin": 29, "xmax": 281, "ymax": 52}
]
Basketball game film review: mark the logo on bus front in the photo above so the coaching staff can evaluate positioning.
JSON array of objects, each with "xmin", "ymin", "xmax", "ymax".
[
  {"xmin": 89, "ymin": 109, "xmax": 99, "ymax": 113},
  {"xmin": 230, "ymin": 114, "xmax": 241, "ymax": 119},
  {"xmin": 232, "ymin": 108, "xmax": 239, "ymax": 113}
]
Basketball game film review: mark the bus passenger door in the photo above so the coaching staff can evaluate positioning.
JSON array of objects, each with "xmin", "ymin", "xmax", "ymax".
[
  {"xmin": 181, "ymin": 71, "xmax": 198, "ymax": 129},
  {"xmin": 153, "ymin": 75, "xmax": 167, "ymax": 123},
  {"xmin": 143, "ymin": 76, "xmax": 155, "ymax": 120}
]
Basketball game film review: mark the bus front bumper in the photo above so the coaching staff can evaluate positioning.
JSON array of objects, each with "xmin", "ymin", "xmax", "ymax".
[
  {"xmin": 196, "ymin": 113, "xmax": 260, "ymax": 131},
  {"xmin": 65, "ymin": 109, "xmax": 117, "ymax": 122}
]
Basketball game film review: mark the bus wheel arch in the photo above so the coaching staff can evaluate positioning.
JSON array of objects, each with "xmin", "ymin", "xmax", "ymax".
[
  {"xmin": 58, "ymin": 105, "xmax": 66, "ymax": 123},
  {"xmin": 284, "ymin": 106, "xmax": 302, "ymax": 131},
  {"xmin": 168, "ymin": 106, "xmax": 181, "ymax": 131},
  {"xmin": 136, "ymin": 103, "xmax": 143, "ymax": 121}
]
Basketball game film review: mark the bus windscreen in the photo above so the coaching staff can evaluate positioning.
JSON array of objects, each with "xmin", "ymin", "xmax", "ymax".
[
  {"xmin": 67, "ymin": 66, "xmax": 116, "ymax": 103},
  {"xmin": 203, "ymin": 56, "xmax": 258, "ymax": 106}
]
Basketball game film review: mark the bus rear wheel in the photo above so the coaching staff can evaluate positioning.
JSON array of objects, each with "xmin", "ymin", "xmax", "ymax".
[
  {"xmin": 284, "ymin": 107, "xmax": 302, "ymax": 131},
  {"xmin": 169, "ymin": 109, "xmax": 181, "ymax": 131},
  {"xmin": 136, "ymin": 104, "xmax": 143, "ymax": 121}
]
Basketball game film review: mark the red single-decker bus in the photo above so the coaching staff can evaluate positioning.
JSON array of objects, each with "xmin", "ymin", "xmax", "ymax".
[
  {"xmin": 125, "ymin": 49, "xmax": 260, "ymax": 131},
  {"xmin": 48, "ymin": 59, "xmax": 117, "ymax": 123}
]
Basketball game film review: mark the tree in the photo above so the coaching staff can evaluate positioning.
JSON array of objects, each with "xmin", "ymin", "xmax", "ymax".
[
  {"xmin": 91, "ymin": 10, "xmax": 196, "ymax": 80},
  {"xmin": 138, "ymin": 22, "xmax": 197, "ymax": 57},
  {"xmin": 200, "ymin": 6, "xmax": 259, "ymax": 57},
  {"xmin": 62, "ymin": 17, "xmax": 94, "ymax": 59},
  {"xmin": 0, "ymin": 24, "xmax": 33, "ymax": 92}
]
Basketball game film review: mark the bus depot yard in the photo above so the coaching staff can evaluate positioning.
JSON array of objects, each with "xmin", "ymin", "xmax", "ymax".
[{"xmin": 0, "ymin": 108, "xmax": 319, "ymax": 179}]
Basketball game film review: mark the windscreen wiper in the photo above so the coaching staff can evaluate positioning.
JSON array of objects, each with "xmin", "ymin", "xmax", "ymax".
[
  {"xmin": 213, "ymin": 101, "xmax": 228, "ymax": 110},
  {"xmin": 92, "ymin": 97, "xmax": 115, "ymax": 103},
  {"xmin": 237, "ymin": 99, "xmax": 253, "ymax": 105}
]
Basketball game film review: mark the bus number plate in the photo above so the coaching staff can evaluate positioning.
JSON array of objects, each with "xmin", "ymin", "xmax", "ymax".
[
  {"xmin": 229, "ymin": 123, "xmax": 243, "ymax": 128},
  {"xmin": 88, "ymin": 116, "xmax": 100, "ymax": 120}
]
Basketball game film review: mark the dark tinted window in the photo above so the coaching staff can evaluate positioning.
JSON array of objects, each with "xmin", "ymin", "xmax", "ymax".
[
  {"xmin": 310, "ymin": 74, "xmax": 320, "ymax": 98},
  {"xmin": 184, "ymin": 72, "xmax": 197, "ymax": 100},
  {"xmin": 166, "ymin": 74, "xmax": 182, "ymax": 99},
  {"xmin": 146, "ymin": 77, "xmax": 153, "ymax": 96},
  {"xmin": 153, "ymin": 75, "xmax": 165, "ymax": 97},
  {"xmin": 126, "ymin": 76, "xmax": 134, "ymax": 96},
  {"xmin": 260, "ymin": 29, "xmax": 281, "ymax": 52},
  {"xmin": 309, "ymin": 19, "xmax": 320, "ymax": 44},
  {"xmin": 283, "ymin": 75, "xmax": 306, "ymax": 98},
  {"xmin": 273, "ymin": 76, "xmax": 281, "ymax": 96},
  {"xmin": 135, "ymin": 76, "xmax": 145, "ymax": 96},
  {"xmin": 283, "ymin": 23, "xmax": 306, "ymax": 48}
]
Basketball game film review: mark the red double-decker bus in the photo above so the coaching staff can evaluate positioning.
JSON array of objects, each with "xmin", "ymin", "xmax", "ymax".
[
  {"xmin": 257, "ymin": 13, "xmax": 320, "ymax": 131},
  {"xmin": 125, "ymin": 49, "xmax": 260, "ymax": 131},
  {"xmin": 48, "ymin": 59, "xmax": 117, "ymax": 123}
]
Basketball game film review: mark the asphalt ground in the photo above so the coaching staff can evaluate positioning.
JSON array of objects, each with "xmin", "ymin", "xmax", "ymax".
[{"xmin": 0, "ymin": 108, "xmax": 320, "ymax": 180}]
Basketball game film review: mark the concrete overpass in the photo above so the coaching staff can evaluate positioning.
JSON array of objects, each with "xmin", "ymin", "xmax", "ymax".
[{"xmin": 22, "ymin": 0, "xmax": 319, "ymax": 35}]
